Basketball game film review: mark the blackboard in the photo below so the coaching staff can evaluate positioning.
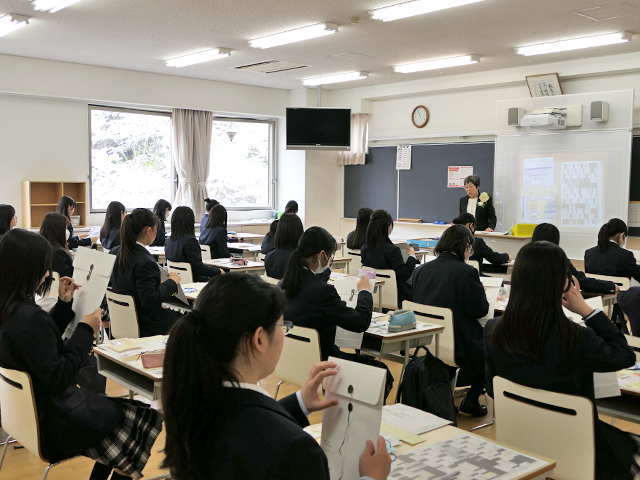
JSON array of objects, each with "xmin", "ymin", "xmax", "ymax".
[{"xmin": 628, "ymin": 136, "xmax": 640, "ymax": 236}]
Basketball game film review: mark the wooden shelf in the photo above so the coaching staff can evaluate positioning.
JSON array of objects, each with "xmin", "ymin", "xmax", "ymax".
[{"xmin": 21, "ymin": 181, "xmax": 87, "ymax": 229}]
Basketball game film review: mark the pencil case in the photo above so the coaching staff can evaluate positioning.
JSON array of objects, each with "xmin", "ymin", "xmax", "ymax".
[{"xmin": 141, "ymin": 351, "xmax": 165, "ymax": 369}]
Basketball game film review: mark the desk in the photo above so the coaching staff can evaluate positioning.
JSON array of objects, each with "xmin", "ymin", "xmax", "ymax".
[
  {"xmin": 204, "ymin": 258, "xmax": 266, "ymax": 275},
  {"xmin": 228, "ymin": 233, "xmax": 264, "ymax": 244},
  {"xmin": 146, "ymin": 246, "xmax": 166, "ymax": 265},
  {"xmin": 475, "ymin": 233, "xmax": 532, "ymax": 258},
  {"xmin": 331, "ymin": 257, "xmax": 352, "ymax": 274},
  {"xmin": 596, "ymin": 370, "xmax": 640, "ymax": 424},
  {"xmin": 228, "ymin": 243, "xmax": 261, "ymax": 260}
]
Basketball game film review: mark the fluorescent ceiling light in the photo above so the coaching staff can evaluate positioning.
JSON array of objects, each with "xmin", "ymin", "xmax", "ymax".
[
  {"xmin": 394, "ymin": 55, "xmax": 480, "ymax": 73},
  {"xmin": 516, "ymin": 32, "xmax": 631, "ymax": 56},
  {"xmin": 0, "ymin": 14, "xmax": 29, "ymax": 38},
  {"xmin": 32, "ymin": 0, "xmax": 84, "ymax": 13},
  {"xmin": 303, "ymin": 71, "xmax": 369, "ymax": 86},
  {"xmin": 166, "ymin": 48, "xmax": 232, "ymax": 67},
  {"xmin": 370, "ymin": 0, "xmax": 485, "ymax": 22},
  {"xmin": 249, "ymin": 23, "xmax": 339, "ymax": 49}
]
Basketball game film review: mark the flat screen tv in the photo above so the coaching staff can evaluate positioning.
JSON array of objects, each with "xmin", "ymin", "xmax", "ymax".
[{"xmin": 286, "ymin": 108, "xmax": 351, "ymax": 150}]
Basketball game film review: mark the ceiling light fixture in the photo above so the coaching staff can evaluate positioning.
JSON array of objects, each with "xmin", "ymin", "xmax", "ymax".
[
  {"xmin": 0, "ymin": 14, "xmax": 29, "ymax": 38},
  {"xmin": 516, "ymin": 32, "xmax": 631, "ymax": 56},
  {"xmin": 32, "ymin": 0, "xmax": 84, "ymax": 13},
  {"xmin": 370, "ymin": 0, "xmax": 485, "ymax": 22},
  {"xmin": 249, "ymin": 23, "xmax": 339, "ymax": 49},
  {"xmin": 302, "ymin": 71, "xmax": 369, "ymax": 86},
  {"xmin": 394, "ymin": 55, "xmax": 480, "ymax": 73},
  {"xmin": 166, "ymin": 48, "xmax": 232, "ymax": 68}
]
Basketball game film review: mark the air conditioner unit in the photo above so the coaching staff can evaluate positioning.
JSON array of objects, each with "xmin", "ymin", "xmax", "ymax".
[{"xmin": 520, "ymin": 113, "xmax": 566, "ymax": 129}]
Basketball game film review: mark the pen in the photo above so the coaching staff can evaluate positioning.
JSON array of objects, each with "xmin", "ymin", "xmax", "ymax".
[{"xmin": 439, "ymin": 470, "xmax": 459, "ymax": 480}]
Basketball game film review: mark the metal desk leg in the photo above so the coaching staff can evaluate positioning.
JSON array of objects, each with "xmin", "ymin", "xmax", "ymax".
[
  {"xmin": 435, "ymin": 333, "xmax": 440, "ymax": 358},
  {"xmin": 394, "ymin": 339, "xmax": 412, "ymax": 404},
  {"xmin": 377, "ymin": 285, "xmax": 383, "ymax": 313}
]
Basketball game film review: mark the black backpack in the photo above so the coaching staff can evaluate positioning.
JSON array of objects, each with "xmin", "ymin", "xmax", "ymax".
[{"xmin": 397, "ymin": 346, "xmax": 457, "ymax": 426}]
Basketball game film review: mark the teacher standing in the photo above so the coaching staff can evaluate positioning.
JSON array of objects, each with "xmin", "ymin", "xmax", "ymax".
[{"xmin": 459, "ymin": 175, "xmax": 496, "ymax": 232}]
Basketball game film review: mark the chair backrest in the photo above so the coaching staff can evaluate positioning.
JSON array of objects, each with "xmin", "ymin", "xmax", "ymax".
[
  {"xmin": 105, "ymin": 291, "xmax": 140, "ymax": 339},
  {"xmin": 494, "ymin": 376, "xmax": 595, "ymax": 480},
  {"xmin": 275, "ymin": 326, "xmax": 322, "ymax": 394},
  {"xmin": 260, "ymin": 274, "xmax": 280, "ymax": 286},
  {"xmin": 0, "ymin": 367, "xmax": 45, "ymax": 462},
  {"xmin": 46, "ymin": 271, "xmax": 60, "ymax": 299},
  {"xmin": 402, "ymin": 301, "xmax": 457, "ymax": 367},
  {"xmin": 466, "ymin": 260, "xmax": 480, "ymax": 272},
  {"xmin": 625, "ymin": 334, "xmax": 640, "ymax": 362},
  {"xmin": 346, "ymin": 249, "xmax": 363, "ymax": 275},
  {"xmin": 167, "ymin": 261, "xmax": 194, "ymax": 284},
  {"xmin": 200, "ymin": 245, "xmax": 211, "ymax": 261},
  {"xmin": 360, "ymin": 267, "xmax": 398, "ymax": 310},
  {"xmin": 258, "ymin": 253, "xmax": 267, "ymax": 262},
  {"xmin": 584, "ymin": 273, "xmax": 630, "ymax": 291}
]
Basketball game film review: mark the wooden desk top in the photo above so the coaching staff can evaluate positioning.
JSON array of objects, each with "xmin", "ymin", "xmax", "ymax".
[
  {"xmin": 475, "ymin": 233, "xmax": 532, "ymax": 240},
  {"xmin": 228, "ymin": 233, "xmax": 265, "ymax": 239},
  {"xmin": 329, "ymin": 272, "xmax": 385, "ymax": 286},
  {"xmin": 617, "ymin": 370, "xmax": 640, "ymax": 397},
  {"xmin": 94, "ymin": 336, "xmax": 166, "ymax": 382},
  {"xmin": 204, "ymin": 258, "xmax": 265, "ymax": 270}
]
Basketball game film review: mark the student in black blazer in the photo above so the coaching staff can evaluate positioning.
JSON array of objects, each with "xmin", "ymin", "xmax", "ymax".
[
  {"xmin": 99, "ymin": 201, "xmax": 126, "ymax": 250},
  {"xmin": 585, "ymin": 218, "xmax": 640, "ymax": 283},
  {"xmin": 458, "ymin": 175, "xmax": 496, "ymax": 232},
  {"xmin": 361, "ymin": 210, "xmax": 417, "ymax": 308},
  {"xmin": 485, "ymin": 241, "xmax": 639, "ymax": 479},
  {"xmin": 452, "ymin": 213, "xmax": 511, "ymax": 273},
  {"xmin": 261, "ymin": 220, "xmax": 278, "ymax": 255},
  {"xmin": 346, "ymin": 207, "xmax": 373, "ymax": 250},
  {"xmin": 56, "ymin": 196, "xmax": 97, "ymax": 249},
  {"xmin": 280, "ymin": 227, "xmax": 373, "ymax": 361},
  {"xmin": 162, "ymin": 273, "xmax": 391, "ymax": 480},
  {"xmin": 165, "ymin": 206, "xmax": 221, "ymax": 282},
  {"xmin": 265, "ymin": 213, "xmax": 303, "ymax": 280},
  {"xmin": 151, "ymin": 199, "xmax": 171, "ymax": 247},
  {"xmin": 200, "ymin": 198, "xmax": 219, "ymax": 233},
  {"xmin": 412, "ymin": 224, "xmax": 490, "ymax": 417},
  {"xmin": 199, "ymin": 204, "xmax": 231, "ymax": 259},
  {"xmin": 39, "ymin": 213, "xmax": 74, "ymax": 278},
  {"xmin": 0, "ymin": 229, "xmax": 162, "ymax": 480},
  {"xmin": 110, "ymin": 208, "xmax": 182, "ymax": 337},
  {"xmin": 0, "ymin": 204, "xmax": 17, "ymax": 242}
]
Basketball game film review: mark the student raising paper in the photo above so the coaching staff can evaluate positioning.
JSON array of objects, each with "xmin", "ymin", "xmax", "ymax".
[
  {"xmin": 100, "ymin": 201, "xmax": 126, "ymax": 250},
  {"xmin": 264, "ymin": 213, "xmax": 303, "ymax": 280}
]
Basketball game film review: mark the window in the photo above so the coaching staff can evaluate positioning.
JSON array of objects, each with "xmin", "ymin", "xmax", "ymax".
[
  {"xmin": 207, "ymin": 119, "xmax": 274, "ymax": 209},
  {"xmin": 90, "ymin": 106, "xmax": 172, "ymax": 211}
]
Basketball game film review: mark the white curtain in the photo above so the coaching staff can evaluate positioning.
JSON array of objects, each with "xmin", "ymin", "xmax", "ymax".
[
  {"xmin": 172, "ymin": 108, "xmax": 213, "ymax": 219},
  {"xmin": 338, "ymin": 113, "xmax": 370, "ymax": 165}
]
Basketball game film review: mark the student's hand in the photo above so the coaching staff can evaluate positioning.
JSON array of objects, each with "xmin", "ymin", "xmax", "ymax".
[
  {"xmin": 508, "ymin": 255, "xmax": 513, "ymax": 262},
  {"xmin": 357, "ymin": 275, "xmax": 371, "ymax": 292},
  {"xmin": 562, "ymin": 276, "xmax": 594, "ymax": 318},
  {"xmin": 90, "ymin": 236, "xmax": 99, "ymax": 244},
  {"xmin": 300, "ymin": 361, "xmax": 339, "ymax": 413},
  {"xmin": 80, "ymin": 233, "xmax": 89, "ymax": 239},
  {"xmin": 485, "ymin": 228, "xmax": 494, "ymax": 232},
  {"xmin": 407, "ymin": 246, "xmax": 416, "ymax": 257},
  {"xmin": 168, "ymin": 271, "xmax": 182, "ymax": 284},
  {"xmin": 58, "ymin": 276, "xmax": 79, "ymax": 302},
  {"xmin": 81, "ymin": 309, "xmax": 103, "ymax": 333},
  {"xmin": 615, "ymin": 284, "xmax": 621, "ymax": 293},
  {"xmin": 359, "ymin": 436, "xmax": 392, "ymax": 480}
]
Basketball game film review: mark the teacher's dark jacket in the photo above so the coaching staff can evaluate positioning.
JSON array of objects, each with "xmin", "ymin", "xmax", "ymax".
[
  {"xmin": 485, "ymin": 312, "xmax": 636, "ymax": 479},
  {"xmin": 100, "ymin": 227, "xmax": 121, "ymax": 251},
  {"xmin": 280, "ymin": 269, "xmax": 373, "ymax": 360},
  {"xmin": 165, "ymin": 234, "xmax": 220, "ymax": 282},
  {"xmin": 52, "ymin": 246, "xmax": 74, "ymax": 279},
  {"xmin": 459, "ymin": 196, "xmax": 496, "ymax": 232},
  {"xmin": 67, "ymin": 224, "xmax": 91, "ymax": 249},
  {"xmin": 412, "ymin": 252, "xmax": 489, "ymax": 374},
  {"xmin": 199, "ymin": 226, "xmax": 231, "ymax": 259},
  {"xmin": 361, "ymin": 239, "xmax": 418, "ymax": 308},
  {"xmin": 264, "ymin": 246, "xmax": 295, "ymax": 280},
  {"xmin": 0, "ymin": 299, "xmax": 123, "ymax": 463},
  {"xmin": 585, "ymin": 242, "xmax": 640, "ymax": 283},
  {"xmin": 109, "ymin": 244, "xmax": 179, "ymax": 337}
]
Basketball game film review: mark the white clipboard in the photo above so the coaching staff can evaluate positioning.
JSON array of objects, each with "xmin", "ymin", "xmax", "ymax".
[
  {"xmin": 159, "ymin": 266, "xmax": 189, "ymax": 305},
  {"xmin": 332, "ymin": 277, "xmax": 365, "ymax": 349}
]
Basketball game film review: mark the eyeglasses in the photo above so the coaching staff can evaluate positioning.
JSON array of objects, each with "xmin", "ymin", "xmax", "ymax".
[{"xmin": 277, "ymin": 320, "xmax": 294, "ymax": 336}]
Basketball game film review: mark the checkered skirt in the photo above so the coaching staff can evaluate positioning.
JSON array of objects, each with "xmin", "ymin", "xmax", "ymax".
[{"xmin": 85, "ymin": 399, "xmax": 163, "ymax": 479}]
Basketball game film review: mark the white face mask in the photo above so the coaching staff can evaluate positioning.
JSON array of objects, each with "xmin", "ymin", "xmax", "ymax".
[{"xmin": 314, "ymin": 252, "xmax": 331, "ymax": 275}]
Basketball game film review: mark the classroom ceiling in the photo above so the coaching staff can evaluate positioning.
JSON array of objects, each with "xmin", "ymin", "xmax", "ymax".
[{"xmin": 1, "ymin": 0, "xmax": 640, "ymax": 91}]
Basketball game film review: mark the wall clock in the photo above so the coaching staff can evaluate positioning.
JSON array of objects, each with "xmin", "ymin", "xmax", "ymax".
[{"xmin": 412, "ymin": 105, "xmax": 429, "ymax": 128}]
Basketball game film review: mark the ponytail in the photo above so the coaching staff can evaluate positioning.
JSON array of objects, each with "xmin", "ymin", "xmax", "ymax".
[
  {"xmin": 598, "ymin": 218, "xmax": 628, "ymax": 252},
  {"xmin": 119, "ymin": 208, "xmax": 158, "ymax": 273}
]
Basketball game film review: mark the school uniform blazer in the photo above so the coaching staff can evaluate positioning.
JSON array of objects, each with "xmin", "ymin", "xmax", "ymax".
[
  {"xmin": 0, "ymin": 300, "xmax": 123, "ymax": 463},
  {"xmin": 0, "ymin": 231, "xmax": 5, "ymax": 242},
  {"xmin": 571, "ymin": 262, "xmax": 616, "ymax": 295},
  {"xmin": 412, "ymin": 253, "xmax": 489, "ymax": 374},
  {"xmin": 199, "ymin": 226, "xmax": 231, "ymax": 259},
  {"xmin": 109, "ymin": 244, "xmax": 179, "ymax": 337},
  {"xmin": 151, "ymin": 219, "xmax": 166, "ymax": 247},
  {"xmin": 67, "ymin": 224, "xmax": 91, "ymax": 249},
  {"xmin": 264, "ymin": 246, "xmax": 295, "ymax": 280},
  {"xmin": 617, "ymin": 287, "xmax": 640, "ymax": 336},
  {"xmin": 100, "ymin": 227, "xmax": 121, "ymax": 250},
  {"xmin": 485, "ymin": 312, "xmax": 636, "ymax": 479},
  {"xmin": 51, "ymin": 245, "xmax": 74, "ymax": 278},
  {"xmin": 469, "ymin": 236, "xmax": 509, "ymax": 267},
  {"xmin": 280, "ymin": 269, "xmax": 373, "ymax": 360},
  {"xmin": 459, "ymin": 196, "xmax": 496, "ymax": 232},
  {"xmin": 261, "ymin": 235, "xmax": 276, "ymax": 255},
  {"xmin": 164, "ymin": 234, "xmax": 220, "ymax": 282},
  {"xmin": 585, "ymin": 242, "xmax": 640, "ymax": 283},
  {"xmin": 200, "ymin": 214, "xmax": 208, "ymax": 233}
]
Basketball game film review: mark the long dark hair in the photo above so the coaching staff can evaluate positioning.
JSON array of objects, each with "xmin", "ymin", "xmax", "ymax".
[
  {"xmin": 0, "ymin": 229, "xmax": 53, "ymax": 325},
  {"xmin": 204, "ymin": 198, "xmax": 219, "ymax": 213},
  {"xmin": 0, "ymin": 204, "xmax": 15, "ymax": 234},
  {"xmin": 119, "ymin": 208, "xmax": 158, "ymax": 273},
  {"xmin": 365, "ymin": 210, "xmax": 393, "ymax": 251},
  {"xmin": 491, "ymin": 241, "xmax": 579, "ymax": 360},
  {"xmin": 531, "ymin": 223, "xmax": 560, "ymax": 245},
  {"xmin": 162, "ymin": 274, "xmax": 285, "ymax": 480},
  {"xmin": 205, "ymin": 205, "xmax": 227, "ymax": 229},
  {"xmin": 56, "ymin": 196, "xmax": 77, "ymax": 220},
  {"xmin": 435, "ymin": 224, "xmax": 475, "ymax": 261},
  {"xmin": 281, "ymin": 226, "xmax": 336, "ymax": 298},
  {"xmin": 153, "ymin": 199, "xmax": 172, "ymax": 222},
  {"xmin": 100, "ymin": 201, "xmax": 126, "ymax": 240},
  {"xmin": 598, "ymin": 218, "xmax": 627, "ymax": 252},
  {"xmin": 284, "ymin": 200, "xmax": 298, "ymax": 214},
  {"xmin": 274, "ymin": 213, "xmax": 303, "ymax": 249},
  {"xmin": 170, "ymin": 206, "xmax": 196, "ymax": 241},
  {"xmin": 265, "ymin": 219, "xmax": 279, "ymax": 241},
  {"xmin": 40, "ymin": 213, "xmax": 70, "ymax": 252},
  {"xmin": 347, "ymin": 207, "xmax": 373, "ymax": 250}
]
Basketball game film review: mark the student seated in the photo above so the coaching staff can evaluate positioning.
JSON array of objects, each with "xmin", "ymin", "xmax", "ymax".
[
  {"xmin": 261, "ymin": 220, "xmax": 278, "ymax": 255},
  {"xmin": 412, "ymin": 224, "xmax": 489, "ymax": 417},
  {"xmin": 0, "ymin": 204, "xmax": 17, "ymax": 242},
  {"xmin": 361, "ymin": 210, "xmax": 417, "ymax": 307},
  {"xmin": 110, "ymin": 208, "xmax": 181, "ymax": 337},
  {"xmin": 0, "ymin": 229, "xmax": 162, "ymax": 480},
  {"xmin": 280, "ymin": 227, "xmax": 373, "ymax": 360},
  {"xmin": 200, "ymin": 198, "xmax": 219, "ymax": 232},
  {"xmin": 40, "ymin": 213, "xmax": 74, "ymax": 278},
  {"xmin": 165, "ymin": 206, "xmax": 221, "ymax": 282},
  {"xmin": 346, "ymin": 207, "xmax": 373, "ymax": 250},
  {"xmin": 57, "ymin": 196, "xmax": 97, "ymax": 249},
  {"xmin": 485, "ymin": 241, "xmax": 638, "ymax": 480},
  {"xmin": 161, "ymin": 274, "xmax": 391, "ymax": 480},
  {"xmin": 199, "ymin": 204, "xmax": 231, "ymax": 259},
  {"xmin": 585, "ymin": 218, "xmax": 640, "ymax": 283},
  {"xmin": 532, "ymin": 223, "xmax": 618, "ymax": 294},
  {"xmin": 265, "ymin": 213, "xmax": 303, "ymax": 280},
  {"xmin": 100, "ymin": 201, "xmax": 126, "ymax": 250},
  {"xmin": 451, "ymin": 213, "xmax": 511, "ymax": 273},
  {"xmin": 284, "ymin": 199, "xmax": 299, "ymax": 214},
  {"xmin": 151, "ymin": 199, "xmax": 171, "ymax": 247}
]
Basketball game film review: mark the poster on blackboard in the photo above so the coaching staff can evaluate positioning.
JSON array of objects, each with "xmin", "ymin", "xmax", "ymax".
[
  {"xmin": 396, "ymin": 144, "xmax": 412, "ymax": 170},
  {"xmin": 448, "ymin": 166, "xmax": 473, "ymax": 188}
]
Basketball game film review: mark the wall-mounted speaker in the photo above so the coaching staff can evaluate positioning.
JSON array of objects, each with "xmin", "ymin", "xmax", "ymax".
[
  {"xmin": 508, "ymin": 108, "xmax": 524, "ymax": 126},
  {"xmin": 590, "ymin": 101, "xmax": 609, "ymax": 122}
]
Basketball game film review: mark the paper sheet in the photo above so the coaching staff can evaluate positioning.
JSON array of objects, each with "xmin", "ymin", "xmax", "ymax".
[
  {"xmin": 382, "ymin": 404, "xmax": 452, "ymax": 435},
  {"xmin": 380, "ymin": 423, "xmax": 425, "ymax": 445}
]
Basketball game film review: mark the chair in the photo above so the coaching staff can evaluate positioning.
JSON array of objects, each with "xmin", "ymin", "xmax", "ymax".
[
  {"xmin": 46, "ymin": 271, "xmax": 60, "ymax": 299},
  {"xmin": 493, "ymin": 376, "xmax": 595, "ymax": 480},
  {"xmin": 106, "ymin": 291, "xmax": 140, "ymax": 339},
  {"xmin": 402, "ymin": 301, "xmax": 457, "ymax": 369},
  {"xmin": 466, "ymin": 260, "xmax": 480, "ymax": 272},
  {"xmin": 260, "ymin": 274, "xmax": 280, "ymax": 285},
  {"xmin": 584, "ymin": 273, "xmax": 630, "ymax": 291},
  {"xmin": 624, "ymin": 334, "xmax": 640, "ymax": 362},
  {"xmin": 274, "ymin": 326, "xmax": 322, "ymax": 399},
  {"xmin": 258, "ymin": 253, "xmax": 267, "ymax": 262},
  {"xmin": 346, "ymin": 249, "xmax": 363, "ymax": 275},
  {"xmin": 360, "ymin": 267, "xmax": 398, "ymax": 310},
  {"xmin": 167, "ymin": 261, "xmax": 194, "ymax": 284},
  {"xmin": 200, "ymin": 245, "xmax": 211, "ymax": 261}
]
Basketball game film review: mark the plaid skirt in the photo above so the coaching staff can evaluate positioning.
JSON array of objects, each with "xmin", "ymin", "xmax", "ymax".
[{"xmin": 85, "ymin": 399, "xmax": 163, "ymax": 479}]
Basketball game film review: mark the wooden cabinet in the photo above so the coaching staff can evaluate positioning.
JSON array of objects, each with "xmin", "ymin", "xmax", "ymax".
[{"xmin": 21, "ymin": 181, "xmax": 87, "ymax": 229}]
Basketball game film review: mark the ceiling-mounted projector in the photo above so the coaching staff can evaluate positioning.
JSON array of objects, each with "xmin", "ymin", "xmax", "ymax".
[{"xmin": 520, "ymin": 113, "xmax": 566, "ymax": 129}]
